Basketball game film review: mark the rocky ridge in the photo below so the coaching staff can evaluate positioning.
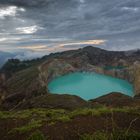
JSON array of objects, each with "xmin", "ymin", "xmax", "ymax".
[{"xmin": 0, "ymin": 46, "xmax": 140, "ymax": 110}]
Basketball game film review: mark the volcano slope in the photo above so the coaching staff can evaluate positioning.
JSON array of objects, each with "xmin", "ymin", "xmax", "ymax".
[{"xmin": 0, "ymin": 46, "xmax": 140, "ymax": 140}]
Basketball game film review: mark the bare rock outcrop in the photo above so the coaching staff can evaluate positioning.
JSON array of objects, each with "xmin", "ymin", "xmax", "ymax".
[{"xmin": 39, "ymin": 58, "xmax": 76, "ymax": 87}]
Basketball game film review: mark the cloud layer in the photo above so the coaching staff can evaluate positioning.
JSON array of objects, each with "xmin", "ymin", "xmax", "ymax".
[{"xmin": 0, "ymin": 0, "xmax": 140, "ymax": 59}]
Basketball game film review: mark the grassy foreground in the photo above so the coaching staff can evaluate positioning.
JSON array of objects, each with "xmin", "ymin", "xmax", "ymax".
[{"xmin": 0, "ymin": 106, "xmax": 140, "ymax": 140}]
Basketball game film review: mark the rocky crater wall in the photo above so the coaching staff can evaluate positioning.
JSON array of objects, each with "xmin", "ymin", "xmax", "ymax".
[{"xmin": 39, "ymin": 58, "xmax": 140, "ymax": 97}]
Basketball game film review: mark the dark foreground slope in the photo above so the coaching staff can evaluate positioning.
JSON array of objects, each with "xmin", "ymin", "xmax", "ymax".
[{"xmin": 0, "ymin": 107, "xmax": 140, "ymax": 140}]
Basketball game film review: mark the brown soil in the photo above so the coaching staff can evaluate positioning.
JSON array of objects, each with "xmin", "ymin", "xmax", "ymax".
[
  {"xmin": 42, "ymin": 112, "xmax": 140, "ymax": 140},
  {"xmin": 90, "ymin": 93, "xmax": 140, "ymax": 107},
  {"xmin": 1, "ymin": 112, "xmax": 140, "ymax": 140}
]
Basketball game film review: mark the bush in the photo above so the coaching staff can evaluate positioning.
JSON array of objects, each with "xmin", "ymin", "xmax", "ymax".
[
  {"xmin": 80, "ymin": 131, "xmax": 140, "ymax": 140},
  {"xmin": 27, "ymin": 130, "xmax": 46, "ymax": 140},
  {"xmin": 80, "ymin": 133, "xmax": 108, "ymax": 140},
  {"xmin": 9, "ymin": 120, "xmax": 43, "ymax": 134}
]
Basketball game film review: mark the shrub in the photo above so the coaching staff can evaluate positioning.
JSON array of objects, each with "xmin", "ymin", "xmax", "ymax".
[
  {"xmin": 80, "ymin": 131, "xmax": 140, "ymax": 140},
  {"xmin": 80, "ymin": 132, "xmax": 108, "ymax": 140},
  {"xmin": 27, "ymin": 130, "xmax": 46, "ymax": 140},
  {"xmin": 9, "ymin": 120, "xmax": 43, "ymax": 134}
]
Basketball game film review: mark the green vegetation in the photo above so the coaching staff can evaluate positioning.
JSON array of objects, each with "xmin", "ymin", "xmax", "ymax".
[
  {"xmin": 27, "ymin": 130, "xmax": 46, "ymax": 140},
  {"xmin": 80, "ymin": 133, "xmax": 107, "ymax": 140},
  {"xmin": 0, "ymin": 107, "xmax": 139, "ymax": 120},
  {"xmin": 55, "ymin": 115, "xmax": 71, "ymax": 122},
  {"xmin": 69, "ymin": 107, "xmax": 111, "ymax": 118},
  {"xmin": 1, "ymin": 59, "xmax": 31, "ymax": 78},
  {"xmin": 0, "ymin": 58, "xmax": 44, "ymax": 78},
  {"xmin": 80, "ymin": 131, "xmax": 140, "ymax": 140},
  {"xmin": 69, "ymin": 107, "xmax": 140, "ymax": 118},
  {"xmin": 6, "ymin": 66, "xmax": 39, "ymax": 94},
  {"xmin": 9, "ymin": 120, "xmax": 43, "ymax": 134},
  {"xmin": 0, "ymin": 108, "xmax": 66, "ymax": 119},
  {"xmin": 0, "ymin": 107, "xmax": 139, "ymax": 135}
]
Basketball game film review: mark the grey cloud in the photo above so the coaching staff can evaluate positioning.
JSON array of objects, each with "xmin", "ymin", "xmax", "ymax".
[
  {"xmin": 14, "ymin": 50, "xmax": 48, "ymax": 60},
  {"xmin": 0, "ymin": 0, "xmax": 140, "ymax": 57},
  {"xmin": 0, "ymin": 0, "xmax": 51, "ymax": 7}
]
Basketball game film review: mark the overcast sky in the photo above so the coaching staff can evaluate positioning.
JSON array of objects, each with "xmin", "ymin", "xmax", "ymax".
[{"xmin": 0, "ymin": 0, "xmax": 140, "ymax": 59}]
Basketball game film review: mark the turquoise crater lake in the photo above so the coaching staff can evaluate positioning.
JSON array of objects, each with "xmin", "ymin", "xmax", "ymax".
[{"xmin": 48, "ymin": 72, "xmax": 134, "ymax": 100}]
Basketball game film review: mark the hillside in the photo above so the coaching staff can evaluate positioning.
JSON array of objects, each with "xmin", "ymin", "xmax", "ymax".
[
  {"xmin": 0, "ymin": 46, "xmax": 140, "ymax": 140},
  {"xmin": 0, "ymin": 107, "xmax": 140, "ymax": 140},
  {"xmin": 0, "ymin": 46, "xmax": 140, "ymax": 110}
]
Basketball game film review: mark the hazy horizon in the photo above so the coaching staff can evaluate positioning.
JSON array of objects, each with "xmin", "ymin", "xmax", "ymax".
[{"xmin": 0, "ymin": 0, "xmax": 140, "ymax": 59}]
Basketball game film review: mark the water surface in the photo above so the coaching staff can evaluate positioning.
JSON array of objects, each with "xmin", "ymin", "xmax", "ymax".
[{"xmin": 48, "ymin": 72, "xmax": 134, "ymax": 100}]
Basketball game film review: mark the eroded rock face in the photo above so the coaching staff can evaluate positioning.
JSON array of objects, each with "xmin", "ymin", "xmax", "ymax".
[
  {"xmin": 96, "ymin": 66, "xmax": 140, "ymax": 97},
  {"xmin": 38, "ymin": 57, "xmax": 140, "ymax": 97},
  {"xmin": 105, "ymin": 63, "xmax": 140, "ymax": 97},
  {"xmin": 39, "ymin": 59, "xmax": 76, "ymax": 87},
  {"xmin": 132, "ymin": 64, "xmax": 140, "ymax": 96},
  {"xmin": 37, "ymin": 47, "xmax": 140, "ymax": 97}
]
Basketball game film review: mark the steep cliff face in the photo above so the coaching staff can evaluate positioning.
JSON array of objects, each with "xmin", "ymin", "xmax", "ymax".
[
  {"xmin": 104, "ymin": 63, "xmax": 140, "ymax": 97},
  {"xmin": 38, "ymin": 47, "xmax": 140, "ymax": 98},
  {"xmin": 39, "ymin": 59, "xmax": 76, "ymax": 87},
  {"xmin": 132, "ymin": 64, "xmax": 140, "ymax": 96},
  {"xmin": 0, "ymin": 73, "xmax": 6, "ymax": 104}
]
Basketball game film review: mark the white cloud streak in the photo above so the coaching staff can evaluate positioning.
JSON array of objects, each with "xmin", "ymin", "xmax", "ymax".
[
  {"xmin": 16, "ymin": 25, "xmax": 42, "ymax": 34},
  {"xmin": 121, "ymin": 7, "xmax": 139, "ymax": 12},
  {"xmin": 0, "ymin": 6, "xmax": 25, "ymax": 19},
  {"xmin": 0, "ymin": 37, "xmax": 21, "ymax": 42},
  {"xmin": 16, "ymin": 39, "xmax": 106, "ymax": 52}
]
